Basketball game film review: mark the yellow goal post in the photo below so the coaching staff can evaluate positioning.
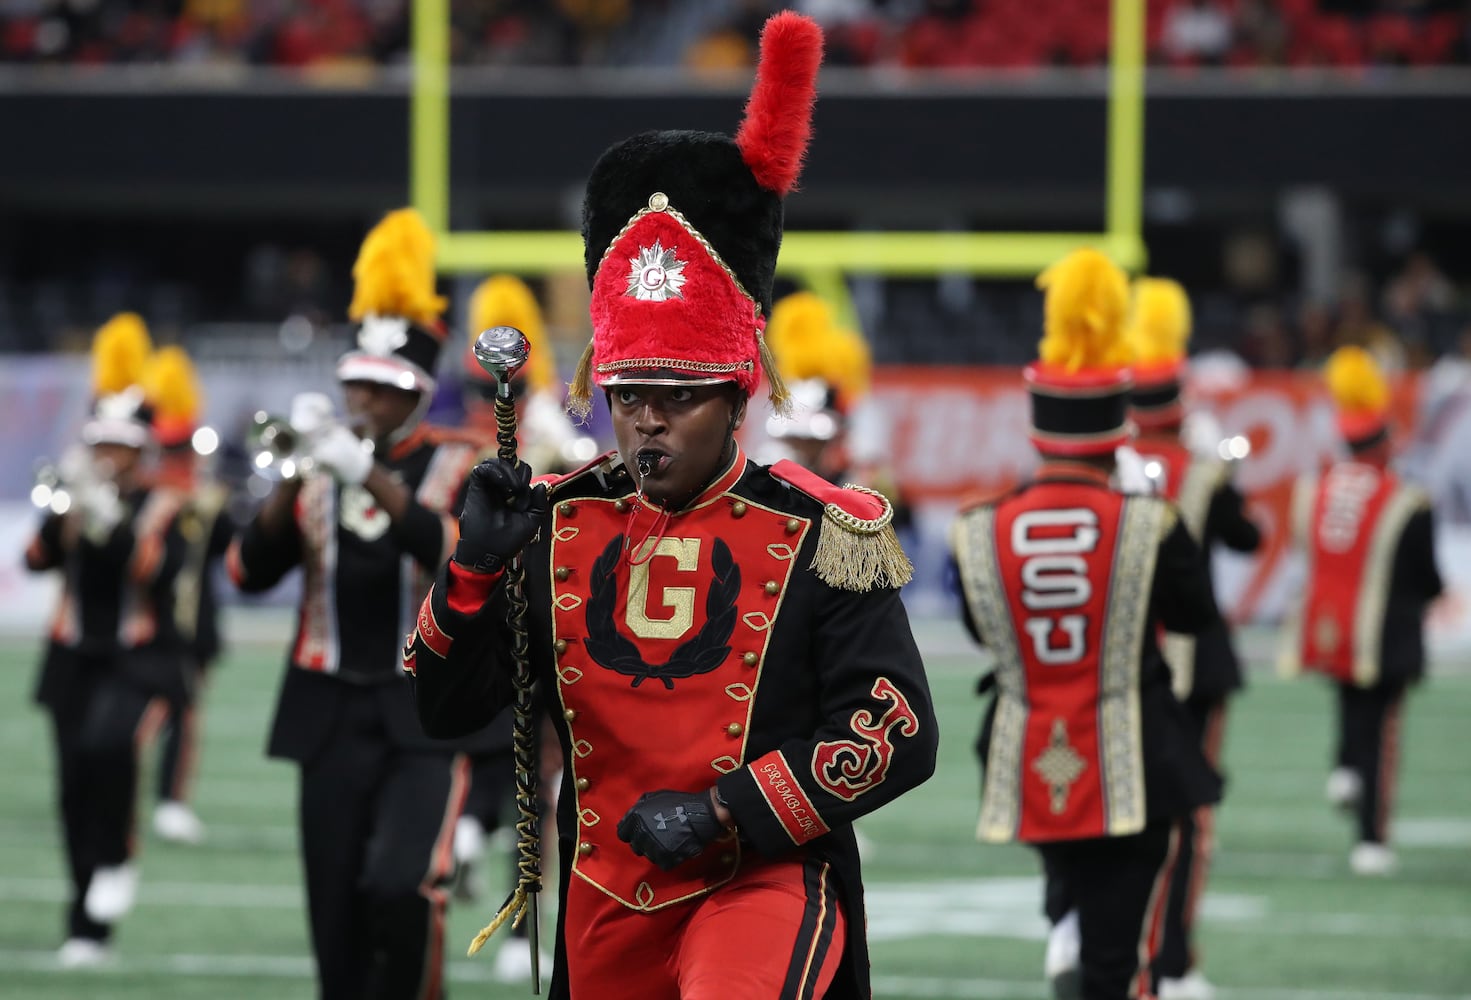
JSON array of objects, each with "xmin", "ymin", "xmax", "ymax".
[{"xmin": 410, "ymin": 0, "xmax": 1147, "ymax": 325}]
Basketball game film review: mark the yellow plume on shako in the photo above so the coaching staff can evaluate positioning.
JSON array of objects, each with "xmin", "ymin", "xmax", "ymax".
[
  {"xmin": 1035, "ymin": 248, "xmax": 1132, "ymax": 373},
  {"xmin": 469, "ymin": 275, "xmax": 556, "ymax": 394},
  {"xmin": 144, "ymin": 345, "xmax": 201, "ymax": 425},
  {"xmin": 91, "ymin": 312, "xmax": 153, "ymax": 396},
  {"xmin": 1125, "ymin": 277, "xmax": 1191, "ymax": 367},
  {"xmin": 1325, "ymin": 345, "xmax": 1388, "ymax": 416},
  {"xmin": 766, "ymin": 291, "xmax": 835, "ymax": 379},
  {"xmin": 348, "ymin": 209, "xmax": 447, "ymax": 329}
]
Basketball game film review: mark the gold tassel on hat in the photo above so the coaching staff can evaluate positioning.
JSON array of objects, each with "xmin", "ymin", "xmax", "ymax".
[
  {"xmin": 348, "ymin": 208, "xmax": 447, "ymax": 328},
  {"xmin": 567, "ymin": 341, "xmax": 596, "ymax": 421},
  {"xmin": 758, "ymin": 329, "xmax": 792, "ymax": 416},
  {"xmin": 1036, "ymin": 249, "xmax": 1132, "ymax": 373},
  {"xmin": 91, "ymin": 312, "xmax": 153, "ymax": 396},
  {"xmin": 809, "ymin": 486, "xmax": 913, "ymax": 592}
]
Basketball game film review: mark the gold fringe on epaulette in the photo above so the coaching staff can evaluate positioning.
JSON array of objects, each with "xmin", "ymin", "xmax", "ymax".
[
  {"xmin": 567, "ymin": 341, "xmax": 596, "ymax": 421},
  {"xmin": 810, "ymin": 486, "xmax": 914, "ymax": 592},
  {"xmin": 758, "ymin": 330, "xmax": 792, "ymax": 416}
]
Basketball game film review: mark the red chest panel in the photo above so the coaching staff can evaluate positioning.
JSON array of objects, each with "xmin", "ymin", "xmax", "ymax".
[
  {"xmin": 545, "ymin": 491, "xmax": 812, "ymax": 911},
  {"xmin": 1300, "ymin": 464, "xmax": 1396, "ymax": 681},
  {"xmin": 993, "ymin": 485, "xmax": 1128, "ymax": 841}
]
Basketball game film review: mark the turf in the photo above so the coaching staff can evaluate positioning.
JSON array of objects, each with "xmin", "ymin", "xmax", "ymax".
[{"xmin": 0, "ymin": 620, "xmax": 1467, "ymax": 999}]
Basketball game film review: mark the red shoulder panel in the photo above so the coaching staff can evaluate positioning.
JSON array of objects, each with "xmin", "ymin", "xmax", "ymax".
[
  {"xmin": 770, "ymin": 459, "xmax": 886, "ymax": 519},
  {"xmin": 532, "ymin": 449, "xmax": 621, "ymax": 489}
]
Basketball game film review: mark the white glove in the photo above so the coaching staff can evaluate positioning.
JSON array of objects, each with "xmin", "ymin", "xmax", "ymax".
[
  {"xmin": 1113, "ymin": 445, "xmax": 1157, "ymax": 495},
  {"xmin": 78, "ymin": 481, "xmax": 124, "ymax": 543},
  {"xmin": 1181, "ymin": 411, "xmax": 1225, "ymax": 460},
  {"xmin": 289, "ymin": 392, "xmax": 336, "ymax": 437},
  {"xmin": 311, "ymin": 424, "xmax": 374, "ymax": 485}
]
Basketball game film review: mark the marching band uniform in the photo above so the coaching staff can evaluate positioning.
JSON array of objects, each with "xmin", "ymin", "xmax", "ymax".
[
  {"xmin": 1278, "ymin": 346, "xmax": 1442, "ymax": 877},
  {"xmin": 951, "ymin": 251, "xmax": 1222, "ymax": 1000},
  {"xmin": 27, "ymin": 314, "xmax": 190, "ymax": 965},
  {"xmin": 144, "ymin": 345, "xmax": 233, "ymax": 845},
  {"xmin": 1126, "ymin": 279, "xmax": 1261, "ymax": 999},
  {"xmin": 406, "ymin": 14, "xmax": 938, "ymax": 998},
  {"xmin": 228, "ymin": 211, "xmax": 480, "ymax": 1000}
]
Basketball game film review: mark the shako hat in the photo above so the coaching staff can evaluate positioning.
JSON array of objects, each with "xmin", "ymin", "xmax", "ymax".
[
  {"xmin": 143, "ymin": 345, "xmax": 203, "ymax": 449},
  {"xmin": 568, "ymin": 11, "xmax": 824, "ymax": 418},
  {"xmin": 84, "ymin": 312, "xmax": 155, "ymax": 449},
  {"xmin": 337, "ymin": 208, "xmax": 448, "ymax": 395},
  {"xmin": 1124, "ymin": 276, "xmax": 1191, "ymax": 431},
  {"xmin": 1024, "ymin": 248, "xmax": 1135, "ymax": 458},
  {"xmin": 1324, "ymin": 345, "xmax": 1390, "ymax": 450}
]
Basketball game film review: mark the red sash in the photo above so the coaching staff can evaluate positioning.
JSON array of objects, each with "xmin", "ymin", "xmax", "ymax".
[
  {"xmin": 1298, "ymin": 464, "xmax": 1397, "ymax": 683},
  {"xmin": 956, "ymin": 480, "xmax": 1164, "ymax": 842}
]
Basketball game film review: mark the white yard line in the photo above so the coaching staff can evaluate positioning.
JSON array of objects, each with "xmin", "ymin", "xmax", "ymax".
[{"xmin": 0, "ymin": 952, "xmax": 1465, "ymax": 1000}]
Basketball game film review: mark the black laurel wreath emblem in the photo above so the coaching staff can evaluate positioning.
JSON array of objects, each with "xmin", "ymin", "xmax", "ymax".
[{"xmin": 583, "ymin": 534, "xmax": 740, "ymax": 689}]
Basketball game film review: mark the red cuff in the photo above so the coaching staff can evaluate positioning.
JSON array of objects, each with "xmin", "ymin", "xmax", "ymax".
[
  {"xmin": 447, "ymin": 560, "xmax": 503, "ymax": 615},
  {"xmin": 750, "ymin": 750, "xmax": 830, "ymax": 846}
]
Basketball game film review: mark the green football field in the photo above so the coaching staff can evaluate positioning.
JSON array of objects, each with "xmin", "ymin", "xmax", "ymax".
[{"xmin": 1, "ymin": 621, "xmax": 1468, "ymax": 1000}]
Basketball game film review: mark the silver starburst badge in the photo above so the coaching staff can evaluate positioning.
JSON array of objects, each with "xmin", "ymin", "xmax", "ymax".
[{"xmin": 625, "ymin": 240, "xmax": 687, "ymax": 302}]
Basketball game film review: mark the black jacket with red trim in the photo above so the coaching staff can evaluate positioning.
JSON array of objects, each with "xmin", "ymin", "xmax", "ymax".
[
  {"xmin": 27, "ymin": 485, "xmax": 190, "ymax": 707},
  {"xmin": 406, "ymin": 448, "xmax": 937, "ymax": 1000},
  {"xmin": 228, "ymin": 428, "xmax": 489, "ymax": 761}
]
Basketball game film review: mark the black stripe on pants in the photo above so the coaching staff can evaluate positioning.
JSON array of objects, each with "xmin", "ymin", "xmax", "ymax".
[{"xmin": 780, "ymin": 856, "xmax": 840, "ymax": 1000}]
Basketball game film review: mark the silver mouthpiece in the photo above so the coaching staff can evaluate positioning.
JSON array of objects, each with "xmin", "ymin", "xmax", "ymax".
[{"xmin": 473, "ymin": 326, "xmax": 532, "ymax": 399}]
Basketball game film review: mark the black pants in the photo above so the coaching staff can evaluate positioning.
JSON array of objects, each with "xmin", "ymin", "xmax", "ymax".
[
  {"xmin": 46, "ymin": 667, "xmax": 167, "ymax": 943},
  {"xmin": 297, "ymin": 691, "xmax": 468, "ymax": 1000},
  {"xmin": 1037, "ymin": 820, "xmax": 1178, "ymax": 1000},
  {"xmin": 1153, "ymin": 698, "xmax": 1228, "ymax": 981},
  {"xmin": 1334, "ymin": 680, "xmax": 1407, "ymax": 844},
  {"xmin": 156, "ymin": 660, "xmax": 206, "ymax": 805}
]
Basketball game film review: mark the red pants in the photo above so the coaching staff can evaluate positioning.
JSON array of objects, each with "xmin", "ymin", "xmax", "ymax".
[{"xmin": 564, "ymin": 854, "xmax": 846, "ymax": 1000}]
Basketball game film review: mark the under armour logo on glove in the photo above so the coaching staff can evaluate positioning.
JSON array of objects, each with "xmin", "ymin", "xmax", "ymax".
[
  {"xmin": 653, "ymin": 807, "xmax": 688, "ymax": 831},
  {"xmin": 618, "ymin": 790, "xmax": 725, "ymax": 871}
]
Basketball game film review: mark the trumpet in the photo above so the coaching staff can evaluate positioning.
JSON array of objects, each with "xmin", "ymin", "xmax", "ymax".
[
  {"xmin": 32, "ymin": 448, "xmax": 123, "ymax": 540},
  {"xmin": 246, "ymin": 411, "xmax": 315, "ymax": 481}
]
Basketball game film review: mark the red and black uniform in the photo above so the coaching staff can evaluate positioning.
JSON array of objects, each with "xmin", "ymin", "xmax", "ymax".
[
  {"xmin": 1132, "ymin": 436, "xmax": 1260, "ymax": 983},
  {"xmin": 228, "ymin": 427, "xmax": 483, "ymax": 1000},
  {"xmin": 406, "ymin": 446, "xmax": 938, "ymax": 1000},
  {"xmin": 952, "ymin": 462, "xmax": 1222, "ymax": 1000},
  {"xmin": 1280, "ymin": 461, "xmax": 1441, "ymax": 846},
  {"xmin": 27, "ymin": 485, "xmax": 189, "ymax": 945},
  {"xmin": 155, "ymin": 478, "xmax": 233, "ymax": 808}
]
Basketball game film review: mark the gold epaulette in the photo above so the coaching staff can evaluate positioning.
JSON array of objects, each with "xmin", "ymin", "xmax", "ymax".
[{"xmin": 770, "ymin": 460, "xmax": 913, "ymax": 592}]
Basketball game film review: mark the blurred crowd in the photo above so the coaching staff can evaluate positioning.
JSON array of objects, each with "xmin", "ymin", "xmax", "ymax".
[{"xmin": 2, "ymin": 0, "xmax": 1468, "ymax": 70}]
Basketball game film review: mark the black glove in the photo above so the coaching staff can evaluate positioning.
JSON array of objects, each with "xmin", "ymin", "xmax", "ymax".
[
  {"xmin": 453, "ymin": 460, "xmax": 549, "ymax": 573},
  {"xmin": 617, "ymin": 789, "xmax": 728, "ymax": 871}
]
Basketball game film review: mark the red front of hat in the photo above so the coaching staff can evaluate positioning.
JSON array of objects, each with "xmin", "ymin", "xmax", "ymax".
[{"xmin": 588, "ymin": 200, "xmax": 762, "ymax": 394}]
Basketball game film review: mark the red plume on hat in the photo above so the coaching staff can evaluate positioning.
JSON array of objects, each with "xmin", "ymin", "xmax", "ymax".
[{"xmin": 570, "ymin": 12, "xmax": 824, "ymax": 419}]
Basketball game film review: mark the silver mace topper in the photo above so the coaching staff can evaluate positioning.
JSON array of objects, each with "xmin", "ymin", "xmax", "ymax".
[{"xmin": 473, "ymin": 326, "xmax": 532, "ymax": 401}]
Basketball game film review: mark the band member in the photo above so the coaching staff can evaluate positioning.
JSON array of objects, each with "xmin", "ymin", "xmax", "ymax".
[
  {"xmin": 27, "ymin": 314, "xmax": 189, "ymax": 967},
  {"xmin": 1126, "ymin": 278, "xmax": 1261, "ymax": 1000},
  {"xmin": 406, "ymin": 14, "xmax": 938, "ymax": 999},
  {"xmin": 228, "ymin": 209, "xmax": 481, "ymax": 1000},
  {"xmin": 143, "ymin": 345, "xmax": 233, "ymax": 845},
  {"xmin": 951, "ymin": 250, "xmax": 1222, "ymax": 1000},
  {"xmin": 1278, "ymin": 346, "xmax": 1442, "ymax": 877}
]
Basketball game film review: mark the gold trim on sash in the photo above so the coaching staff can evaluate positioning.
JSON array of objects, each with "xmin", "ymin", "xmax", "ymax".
[{"xmin": 1352, "ymin": 485, "xmax": 1429, "ymax": 687}]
